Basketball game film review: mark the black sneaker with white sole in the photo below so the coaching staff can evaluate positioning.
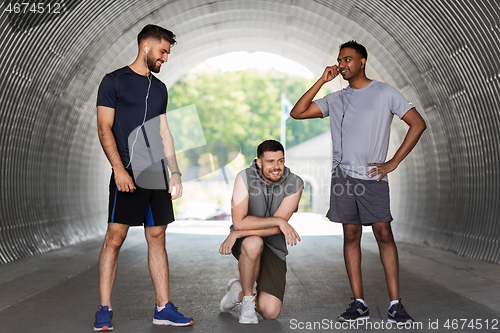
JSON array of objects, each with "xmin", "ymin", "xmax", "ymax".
[
  {"xmin": 338, "ymin": 298, "xmax": 370, "ymax": 322},
  {"xmin": 388, "ymin": 299, "xmax": 413, "ymax": 324}
]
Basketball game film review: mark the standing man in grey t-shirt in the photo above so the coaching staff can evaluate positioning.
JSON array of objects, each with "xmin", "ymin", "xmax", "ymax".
[
  {"xmin": 290, "ymin": 41, "xmax": 426, "ymax": 324},
  {"xmin": 218, "ymin": 140, "xmax": 303, "ymax": 324}
]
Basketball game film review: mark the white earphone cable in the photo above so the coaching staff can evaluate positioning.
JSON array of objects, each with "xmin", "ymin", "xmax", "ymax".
[{"xmin": 125, "ymin": 49, "xmax": 152, "ymax": 169}]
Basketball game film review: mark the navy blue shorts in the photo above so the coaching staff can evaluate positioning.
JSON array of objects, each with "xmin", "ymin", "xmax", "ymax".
[
  {"xmin": 326, "ymin": 168, "xmax": 393, "ymax": 225},
  {"xmin": 108, "ymin": 168, "xmax": 175, "ymax": 227}
]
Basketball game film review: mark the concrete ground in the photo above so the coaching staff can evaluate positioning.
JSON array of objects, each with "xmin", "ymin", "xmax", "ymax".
[{"xmin": 0, "ymin": 218, "xmax": 499, "ymax": 333}]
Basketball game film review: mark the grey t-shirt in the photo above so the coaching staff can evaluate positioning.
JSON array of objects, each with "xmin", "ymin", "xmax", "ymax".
[
  {"xmin": 231, "ymin": 160, "xmax": 304, "ymax": 261},
  {"xmin": 313, "ymin": 80, "xmax": 414, "ymax": 181}
]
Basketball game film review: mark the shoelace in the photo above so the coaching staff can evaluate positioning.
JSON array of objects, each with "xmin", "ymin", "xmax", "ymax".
[
  {"xmin": 97, "ymin": 307, "xmax": 111, "ymax": 321},
  {"xmin": 170, "ymin": 304, "xmax": 185, "ymax": 317},
  {"xmin": 346, "ymin": 297, "xmax": 360, "ymax": 311},
  {"xmin": 242, "ymin": 296, "xmax": 257, "ymax": 312},
  {"xmin": 393, "ymin": 299, "xmax": 405, "ymax": 312}
]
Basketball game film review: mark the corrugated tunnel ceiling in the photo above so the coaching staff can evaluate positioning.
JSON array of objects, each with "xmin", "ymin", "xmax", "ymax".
[{"xmin": 0, "ymin": 0, "xmax": 499, "ymax": 264}]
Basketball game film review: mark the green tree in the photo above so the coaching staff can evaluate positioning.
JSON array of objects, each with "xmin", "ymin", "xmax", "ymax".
[
  {"xmin": 266, "ymin": 71, "xmax": 331, "ymax": 148},
  {"xmin": 167, "ymin": 68, "xmax": 331, "ymax": 165}
]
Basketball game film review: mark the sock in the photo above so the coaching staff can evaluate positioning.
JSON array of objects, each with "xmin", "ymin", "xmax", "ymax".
[
  {"xmin": 157, "ymin": 304, "xmax": 166, "ymax": 312},
  {"xmin": 242, "ymin": 295, "xmax": 255, "ymax": 302},
  {"xmin": 356, "ymin": 298, "xmax": 367, "ymax": 307},
  {"xmin": 389, "ymin": 300, "xmax": 399, "ymax": 309}
]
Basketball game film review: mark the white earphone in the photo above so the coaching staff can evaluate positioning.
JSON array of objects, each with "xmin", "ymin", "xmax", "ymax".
[{"xmin": 125, "ymin": 43, "xmax": 153, "ymax": 169}]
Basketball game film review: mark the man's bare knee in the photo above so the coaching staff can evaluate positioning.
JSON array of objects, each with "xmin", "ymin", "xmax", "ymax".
[
  {"xmin": 343, "ymin": 224, "xmax": 362, "ymax": 244},
  {"xmin": 259, "ymin": 303, "xmax": 281, "ymax": 320},
  {"xmin": 145, "ymin": 226, "xmax": 166, "ymax": 244},
  {"xmin": 372, "ymin": 222, "xmax": 394, "ymax": 245},
  {"xmin": 104, "ymin": 227, "xmax": 127, "ymax": 249},
  {"xmin": 375, "ymin": 230, "xmax": 394, "ymax": 244},
  {"xmin": 256, "ymin": 291, "xmax": 282, "ymax": 320},
  {"xmin": 241, "ymin": 236, "xmax": 264, "ymax": 260}
]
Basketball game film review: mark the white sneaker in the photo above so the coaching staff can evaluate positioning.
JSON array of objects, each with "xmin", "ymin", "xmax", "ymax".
[
  {"xmin": 219, "ymin": 278, "xmax": 242, "ymax": 312},
  {"xmin": 239, "ymin": 295, "xmax": 258, "ymax": 324}
]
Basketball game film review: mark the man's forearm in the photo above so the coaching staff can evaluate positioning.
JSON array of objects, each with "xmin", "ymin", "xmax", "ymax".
[
  {"xmin": 233, "ymin": 226, "xmax": 281, "ymax": 238},
  {"xmin": 233, "ymin": 215, "xmax": 284, "ymax": 231},
  {"xmin": 290, "ymin": 79, "xmax": 324, "ymax": 118},
  {"xmin": 98, "ymin": 126, "xmax": 125, "ymax": 172},
  {"xmin": 161, "ymin": 130, "xmax": 180, "ymax": 173},
  {"xmin": 390, "ymin": 122, "xmax": 426, "ymax": 166},
  {"xmin": 165, "ymin": 154, "xmax": 180, "ymax": 173}
]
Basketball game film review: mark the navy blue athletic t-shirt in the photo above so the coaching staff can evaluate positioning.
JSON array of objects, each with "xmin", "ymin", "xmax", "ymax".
[{"xmin": 97, "ymin": 66, "xmax": 168, "ymax": 170}]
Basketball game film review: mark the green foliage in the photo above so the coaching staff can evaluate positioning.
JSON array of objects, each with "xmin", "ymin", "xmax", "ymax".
[{"xmin": 167, "ymin": 68, "xmax": 331, "ymax": 164}]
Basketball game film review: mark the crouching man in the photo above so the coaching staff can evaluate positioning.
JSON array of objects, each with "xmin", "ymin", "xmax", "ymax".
[{"xmin": 219, "ymin": 140, "xmax": 303, "ymax": 324}]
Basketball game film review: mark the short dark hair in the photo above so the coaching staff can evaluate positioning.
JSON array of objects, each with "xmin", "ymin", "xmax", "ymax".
[
  {"xmin": 137, "ymin": 24, "xmax": 176, "ymax": 46},
  {"xmin": 339, "ymin": 40, "xmax": 367, "ymax": 60},
  {"xmin": 257, "ymin": 140, "xmax": 284, "ymax": 159}
]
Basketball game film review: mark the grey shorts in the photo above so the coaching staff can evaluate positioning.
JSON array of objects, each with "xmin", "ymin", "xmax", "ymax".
[{"xmin": 326, "ymin": 167, "xmax": 393, "ymax": 225}]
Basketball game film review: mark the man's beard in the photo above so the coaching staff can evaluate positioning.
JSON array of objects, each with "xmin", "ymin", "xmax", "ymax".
[
  {"xmin": 146, "ymin": 54, "xmax": 161, "ymax": 73},
  {"xmin": 264, "ymin": 168, "xmax": 283, "ymax": 182}
]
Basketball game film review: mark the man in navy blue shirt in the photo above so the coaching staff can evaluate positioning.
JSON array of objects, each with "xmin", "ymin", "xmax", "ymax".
[{"xmin": 93, "ymin": 25, "xmax": 193, "ymax": 331}]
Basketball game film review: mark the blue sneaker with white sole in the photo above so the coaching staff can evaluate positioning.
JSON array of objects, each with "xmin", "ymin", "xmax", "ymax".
[
  {"xmin": 153, "ymin": 302, "xmax": 194, "ymax": 326},
  {"xmin": 94, "ymin": 305, "xmax": 113, "ymax": 331}
]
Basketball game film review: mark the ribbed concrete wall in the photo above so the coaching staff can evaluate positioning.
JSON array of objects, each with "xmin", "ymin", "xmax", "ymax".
[{"xmin": 0, "ymin": 0, "xmax": 498, "ymax": 264}]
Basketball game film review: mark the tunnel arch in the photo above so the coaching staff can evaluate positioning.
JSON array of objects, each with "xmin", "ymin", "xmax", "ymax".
[{"xmin": 0, "ymin": 0, "xmax": 499, "ymax": 264}]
